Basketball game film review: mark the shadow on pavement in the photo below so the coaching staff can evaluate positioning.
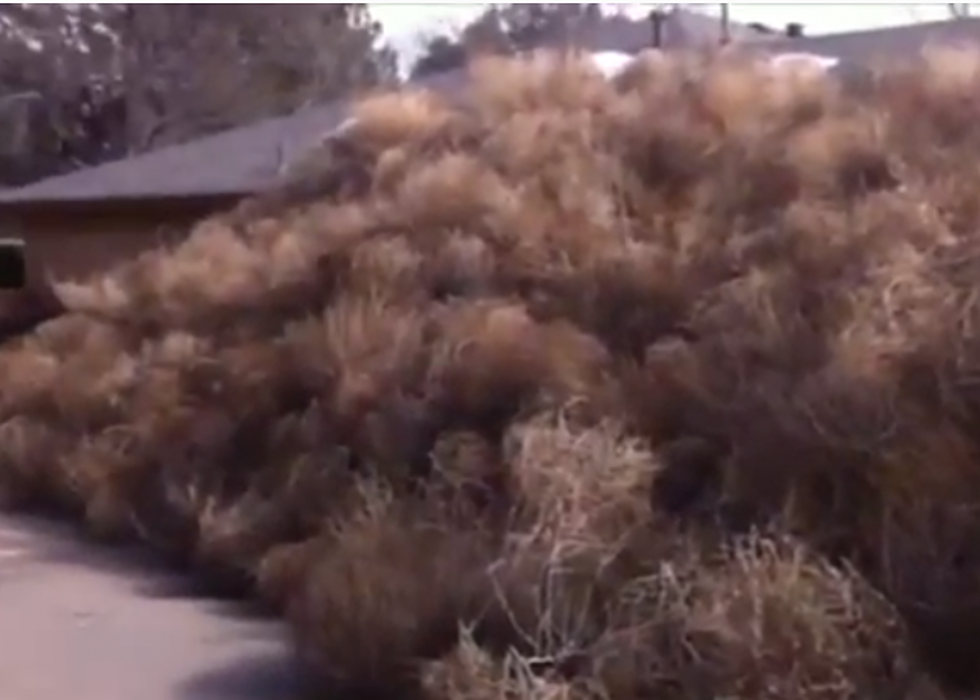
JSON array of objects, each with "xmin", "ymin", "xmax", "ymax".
[
  {"xmin": 177, "ymin": 649, "xmax": 312, "ymax": 700},
  {"xmin": 0, "ymin": 512, "xmax": 305, "ymax": 700},
  {"xmin": 3, "ymin": 511, "xmax": 274, "ymax": 615}
]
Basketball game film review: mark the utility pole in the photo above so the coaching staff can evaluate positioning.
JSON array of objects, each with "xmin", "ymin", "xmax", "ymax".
[
  {"xmin": 648, "ymin": 4, "xmax": 676, "ymax": 48},
  {"xmin": 720, "ymin": 3, "xmax": 730, "ymax": 44}
]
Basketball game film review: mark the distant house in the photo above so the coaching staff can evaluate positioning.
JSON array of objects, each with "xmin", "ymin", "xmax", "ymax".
[
  {"xmin": 552, "ymin": 6, "xmax": 778, "ymax": 53},
  {"xmin": 754, "ymin": 16, "xmax": 980, "ymax": 70},
  {"xmin": 0, "ymin": 7, "xmax": 780, "ymax": 283}
]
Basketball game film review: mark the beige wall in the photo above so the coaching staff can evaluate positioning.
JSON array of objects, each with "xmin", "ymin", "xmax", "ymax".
[{"xmin": 4, "ymin": 196, "xmax": 239, "ymax": 283}]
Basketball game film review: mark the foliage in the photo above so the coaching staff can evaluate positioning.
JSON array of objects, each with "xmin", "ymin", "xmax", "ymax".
[
  {"xmin": 410, "ymin": 4, "xmax": 602, "ymax": 78},
  {"xmin": 0, "ymin": 4, "xmax": 397, "ymax": 186}
]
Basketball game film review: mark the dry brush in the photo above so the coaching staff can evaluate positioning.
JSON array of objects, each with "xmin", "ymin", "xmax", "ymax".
[{"xmin": 3, "ymin": 47, "xmax": 980, "ymax": 699}]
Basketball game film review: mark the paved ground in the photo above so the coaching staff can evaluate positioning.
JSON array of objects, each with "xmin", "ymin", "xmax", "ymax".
[{"xmin": 0, "ymin": 515, "xmax": 303, "ymax": 700}]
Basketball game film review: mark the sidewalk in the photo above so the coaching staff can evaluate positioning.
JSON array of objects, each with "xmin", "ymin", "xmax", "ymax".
[{"xmin": 0, "ymin": 515, "xmax": 301, "ymax": 700}]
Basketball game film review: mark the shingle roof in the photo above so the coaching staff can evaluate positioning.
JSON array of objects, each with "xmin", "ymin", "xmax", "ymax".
[
  {"xmin": 0, "ymin": 102, "xmax": 346, "ymax": 204},
  {"xmin": 0, "ymin": 70, "xmax": 469, "ymax": 206},
  {"xmin": 760, "ymin": 16, "xmax": 980, "ymax": 64}
]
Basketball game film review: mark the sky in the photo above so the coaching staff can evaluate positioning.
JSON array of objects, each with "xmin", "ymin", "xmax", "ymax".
[{"xmin": 371, "ymin": 3, "xmax": 960, "ymax": 64}]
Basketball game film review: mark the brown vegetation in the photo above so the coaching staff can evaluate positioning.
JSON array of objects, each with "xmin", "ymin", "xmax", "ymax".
[{"xmin": 6, "ymin": 47, "xmax": 980, "ymax": 698}]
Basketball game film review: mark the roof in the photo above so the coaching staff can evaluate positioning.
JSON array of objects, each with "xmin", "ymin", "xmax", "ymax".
[
  {"xmin": 0, "ymin": 70, "xmax": 468, "ymax": 206},
  {"xmin": 760, "ymin": 16, "xmax": 980, "ymax": 64},
  {"xmin": 560, "ymin": 7, "xmax": 773, "ymax": 54},
  {"xmin": 0, "ymin": 103, "xmax": 349, "ymax": 205}
]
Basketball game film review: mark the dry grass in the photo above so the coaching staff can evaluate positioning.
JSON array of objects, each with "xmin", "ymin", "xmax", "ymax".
[{"xmin": 6, "ymin": 47, "xmax": 980, "ymax": 698}]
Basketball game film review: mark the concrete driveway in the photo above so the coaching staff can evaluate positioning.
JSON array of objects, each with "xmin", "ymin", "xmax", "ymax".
[{"xmin": 0, "ymin": 515, "xmax": 303, "ymax": 700}]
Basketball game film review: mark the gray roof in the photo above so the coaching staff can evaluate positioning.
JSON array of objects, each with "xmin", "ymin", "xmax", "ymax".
[
  {"xmin": 0, "ymin": 70, "xmax": 468, "ymax": 206},
  {"xmin": 0, "ymin": 102, "xmax": 347, "ymax": 205},
  {"xmin": 761, "ymin": 16, "xmax": 980, "ymax": 64}
]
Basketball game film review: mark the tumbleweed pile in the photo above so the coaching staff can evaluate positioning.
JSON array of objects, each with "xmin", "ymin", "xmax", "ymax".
[{"xmin": 4, "ymin": 47, "xmax": 980, "ymax": 698}]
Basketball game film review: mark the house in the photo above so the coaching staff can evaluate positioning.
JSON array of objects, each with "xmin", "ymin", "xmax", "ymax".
[
  {"xmin": 0, "ymin": 99, "xmax": 351, "ymax": 283},
  {"xmin": 757, "ymin": 16, "xmax": 980, "ymax": 67},
  {"xmin": 552, "ymin": 6, "xmax": 778, "ymax": 53},
  {"xmin": 0, "ymin": 65, "xmax": 460, "ymax": 284}
]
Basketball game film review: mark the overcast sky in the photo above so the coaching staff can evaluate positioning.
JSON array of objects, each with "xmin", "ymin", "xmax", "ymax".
[{"xmin": 372, "ymin": 3, "xmax": 958, "ymax": 63}]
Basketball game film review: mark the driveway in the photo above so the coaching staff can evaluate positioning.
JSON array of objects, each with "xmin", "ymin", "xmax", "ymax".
[{"xmin": 0, "ymin": 515, "xmax": 302, "ymax": 700}]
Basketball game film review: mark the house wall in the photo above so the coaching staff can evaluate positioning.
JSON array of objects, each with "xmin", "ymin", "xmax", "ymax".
[{"xmin": 2, "ymin": 196, "xmax": 240, "ymax": 284}]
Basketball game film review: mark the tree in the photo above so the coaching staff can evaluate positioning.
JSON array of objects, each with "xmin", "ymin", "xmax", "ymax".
[
  {"xmin": 0, "ymin": 6, "xmax": 118, "ymax": 181},
  {"xmin": 113, "ymin": 5, "xmax": 399, "ymax": 151},
  {"xmin": 410, "ymin": 4, "xmax": 602, "ymax": 79},
  {"xmin": 0, "ymin": 4, "xmax": 398, "ymax": 186}
]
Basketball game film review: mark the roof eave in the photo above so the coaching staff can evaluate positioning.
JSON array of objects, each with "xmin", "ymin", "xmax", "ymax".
[{"xmin": 0, "ymin": 190, "xmax": 247, "ymax": 214}]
